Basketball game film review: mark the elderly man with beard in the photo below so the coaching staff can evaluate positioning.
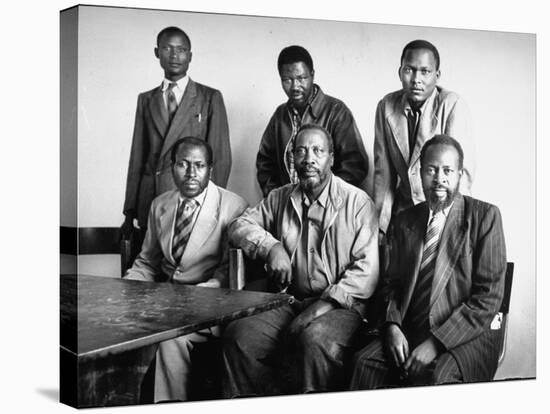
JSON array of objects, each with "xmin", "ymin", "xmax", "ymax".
[
  {"xmin": 222, "ymin": 124, "xmax": 379, "ymax": 396},
  {"xmin": 350, "ymin": 135, "xmax": 507, "ymax": 389}
]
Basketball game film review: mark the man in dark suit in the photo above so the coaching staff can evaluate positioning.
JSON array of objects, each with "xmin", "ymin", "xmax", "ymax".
[
  {"xmin": 124, "ymin": 137, "xmax": 247, "ymax": 402},
  {"xmin": 256, "ymin": 45, "xmax": 368, "ymax": 197},
  {"xmin": 122, "ymin": 26, "xmax": 232, "ymax": 241},
  {"xmin": 350, "ymin": 134, "xmax": 506, "ymax": 388}
]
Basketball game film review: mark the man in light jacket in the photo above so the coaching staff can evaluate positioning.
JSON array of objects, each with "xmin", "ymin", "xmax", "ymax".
[{"xmin": 223, "ymin": 124, "xmax": 379, "ymax": 396}]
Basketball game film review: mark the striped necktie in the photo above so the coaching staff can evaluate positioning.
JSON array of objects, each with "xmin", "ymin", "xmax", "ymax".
[
  {"xmin": 166, "ymin": 82, "xmax": 178, "ymax": 122},
  {"xmin": 406, "ymin": 210, "xmax": 445, "ymax": 331},
  {"xmin": 172, "ymin": 199, "xmax": 198, "ymax": 263}
]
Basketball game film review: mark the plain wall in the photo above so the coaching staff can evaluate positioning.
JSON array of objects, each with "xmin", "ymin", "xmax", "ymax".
[{"xmin": 65, "ymin": 6, "xmax": 535, "ymax": 380}]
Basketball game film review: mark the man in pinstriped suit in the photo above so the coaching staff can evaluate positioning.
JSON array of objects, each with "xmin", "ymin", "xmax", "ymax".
[{"xmin": 350, "ymin": 135, "xmax": 506, "ymax": 388}]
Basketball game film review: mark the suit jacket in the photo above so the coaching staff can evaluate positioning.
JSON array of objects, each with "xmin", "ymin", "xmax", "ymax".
[
  {"xmin": 373, "ymin": 86, "xmax": 475, "ymax": 233},
  {"xmin": 123, "ymin": 79, "xmax": 232, "ymax": 227},
  {"xmin": 256, "ymin": 85, "xmax": 368, "ymax": 196},
  {"xmin": 229, "ymin": 175, "xmax": 379, "ymax": 317},
  {"xmin": 124, "ymin": 181, "xmax": 248, "ymax": 286},
  {"xmin": 384, "ymin": 195, "xmax": 506, "ymax": 382}
]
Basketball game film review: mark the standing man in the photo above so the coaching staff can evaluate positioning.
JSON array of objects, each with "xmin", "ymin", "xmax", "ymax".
[
  {"xmin": 224, "ymin": 124, "xmax": 379, "ymax": 396},
  {"xmin": 122, "ymin": 26, "xmax": 232, "ymax": 241},
  {"xmin": 374, "ymin": 39, "xmax": 474, "ymax": 235},
  {"xmin": 256, "ymin": 45, "xmax": 368, "ymax": 197},
  {"xmin": 124, "ymin": 137, "xmax": 247, "ymax": 402},
  {"xmin": 351, "ymin": 135, "xmax": 506, "ymax": 388}
]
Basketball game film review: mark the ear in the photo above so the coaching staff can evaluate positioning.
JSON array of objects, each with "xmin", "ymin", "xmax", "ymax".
[
  {"xmin": 397, "ymin": 66, "xmax": 402, "ymax": 79},
  {"xmin": 435, "ymin": 69, "xmax": 441, "ymax": 81},
  {"xmin": 311, "ymin": 69, "xmax": 315, "ymax": 79},
  {"xmin": 329, "ymin": 152, "xmax": 334, "ymax": 168},
  {"xmin": 154, "ymin": 47, "xmax": 160, "ymax": 59},
  {"xmin": 188, "ymin": 51, "xmax": 193, "ymax": 64}
]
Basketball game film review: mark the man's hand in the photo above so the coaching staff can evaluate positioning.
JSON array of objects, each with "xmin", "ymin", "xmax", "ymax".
[
  {"xmin": 266, "ymin": 243, "xmax": 292, "ymax": 291},
  {"xmin": 403, "ymin": 336, "xmax": 442, "ymax": 378},
  {"xmin": 287, "ymin": 299, "xmax": 335, "ymax": 338},
  {"xmin": 385, "ymin": 323, "xmax": 409, "ymax": 367},
  {"xmin": 120, "ymin": 215, "xmax": 137, "ymax": 240},
  {"xmin": 196, "ymin": 279, "xmax": 221, "ymax": 288}
]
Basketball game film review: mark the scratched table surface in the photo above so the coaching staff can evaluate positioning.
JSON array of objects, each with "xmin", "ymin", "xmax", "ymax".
[{"xmin": 61, "ymin": 274, "xmax": 291, "ymax": 361}]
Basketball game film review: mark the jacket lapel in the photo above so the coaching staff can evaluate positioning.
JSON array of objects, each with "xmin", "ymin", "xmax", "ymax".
[
  {"xmin": 401, "ymin": 204, "xmax": 429, "ymax": 314},
  {"xmin": 409, "ymin": 88, "xmax": 440, "ymax": 167},
  {"xmin": 160, "ymin": 79, "xmax": 198, "ymax": 159},
  {"xmin": 150, "ymin": 85, "xmax": 169, "ymax": 137},
  {"xmin": 158, "ymin": 191, "xmax": 179, "ymax": 262},
  {"xmin": 387, "ymin": 105, "xmax": 410, "ymax": 165},
  {"xmin": 430, "ymin": 195, "xmax": 467, "ymax": 307},
  {"xmin": 178, "ymin": 182, "xmax": 220, "ymax": 265}
]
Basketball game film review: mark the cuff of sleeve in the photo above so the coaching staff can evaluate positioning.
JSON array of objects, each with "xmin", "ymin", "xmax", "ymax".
[
  {"xmin": 321, "ymin": 284, "xmax": 354, "ymax": 310},
  {"xmin": 123, "ymin": 271, "xmax": 147, "ymax": 282},
  {"xmin": 257, "ymin": 238, "xmax": 281, "ymax": 261}
]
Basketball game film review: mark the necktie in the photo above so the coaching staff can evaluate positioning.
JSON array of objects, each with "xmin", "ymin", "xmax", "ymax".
[
  {"xmin": 406, "ymin": 211, "xmax": 445, "ymax": 331},
  {"xmin": 172, "ymin": 199, "xmax": 198, "ymax": 263},
  {"xmin": 407, "ymin": 109, "xmax": 420, "ymax": 161},
  {"xmin": 166, "ymin": 82, "xmax": 178, "ymax": 122}
]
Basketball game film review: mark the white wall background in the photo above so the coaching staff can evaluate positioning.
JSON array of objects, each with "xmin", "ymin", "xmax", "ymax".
[{"xmin": 67, "ymin": 6, "xmax": 535, "ymax": 381}]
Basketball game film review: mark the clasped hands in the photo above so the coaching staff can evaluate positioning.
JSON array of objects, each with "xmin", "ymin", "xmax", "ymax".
[{"xmin": 385, "ymin": 323, "xmax": 442, "ymax": 379}]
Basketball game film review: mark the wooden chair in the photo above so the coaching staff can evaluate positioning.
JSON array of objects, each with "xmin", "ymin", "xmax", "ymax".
[
  {"xmin": 497, "ymin": 262, "xmax": 514, "ymax": 366},
  {"xmin": 60, "ymin": 226, "xmax": 139, "ymax": 276}
]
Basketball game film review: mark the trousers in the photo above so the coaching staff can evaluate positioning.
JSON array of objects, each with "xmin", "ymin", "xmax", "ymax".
[
  {"xmin": 221, "ymin": 301, "xmax": 362, "ymax": 397},
  {"xmin": 154, "ymin": 326, "xmax": 220, "ymax": 402},
  {"xmin": 349, "ymin": 337, "xmax": 463, "ymax": 389}
]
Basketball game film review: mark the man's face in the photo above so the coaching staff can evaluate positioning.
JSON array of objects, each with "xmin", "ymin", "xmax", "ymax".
[
  {"xmin": 279, "ymin": 62, "xmax": 315, "ymax": 109},
  {"xmin": 421, "ymin": 143, "xmax": 463, "ymax": 211},
  {"xmin": 172, "ymin": 144, "xmax": 211, "ymax": 198},
  {"xmin": 294, "ymin": 129, "xmax": 334, "ymax": 196},
  {"xmin": 399, "ymin": 48, "xmax": 440, "ymax": 104},
  {"xmin": 155, "ymin": 33, "xmax": 192, "ymax": 81}
]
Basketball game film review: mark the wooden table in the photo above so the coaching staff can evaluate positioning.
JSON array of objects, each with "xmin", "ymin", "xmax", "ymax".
[{"xmin": 60, "ymin": 274, "xmax": 292, "ymax": 408}]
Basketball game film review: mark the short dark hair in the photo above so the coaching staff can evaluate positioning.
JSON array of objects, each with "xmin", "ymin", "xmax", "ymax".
[
  {"xmin": 170, "ymin": 137, "xmax": 213, "ymax": 165},
  {"xmin": 420, "ymin": 134, "xmax": 464, "ymax": 169},
  {"xmin": 400, "ymin": 39, "xmax": 440, "ymax": 70},
  {"xmin": 156, "ymin": 26, "xmax": 191, "ymax": 50},
  {"xmin": 277, "ymin": 45, "xmax": 314, "ymax": 74},
  {"xmin": 295, "ymin": 124, "xmax": 334, "ymax": 153}
]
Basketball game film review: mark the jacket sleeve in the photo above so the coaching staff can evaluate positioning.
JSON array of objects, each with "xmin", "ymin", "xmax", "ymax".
[
  {"xmin": 123, "ymin": 94, "xmax": 146, "ymax": 218},
  {"xmin": 320, "ymin": 197, "xmax": 379, "ymax": 311},
  {"xmin": 331, "ymin": 104, "xmax": 369, "ymax": 188},
  {"xmin": 207, "ymin": 90, "xmax": 231, "ymax": 188},
  {"xmin": 373, "ymin": 99, "xmax": 397, "ymax": 234},
  {"xmin": 431, "ymin": 205, "xmax": 506, "ymax": 350},
  {"xmin": 228, "ymin": 190, "xmax": 282, "ymax": 261},
  {"xmin": 123, "ymin": 199, "xmax": 163, "ymax": 281},
  {"xmin": 256, "ymin": 112, "xmax": 283, "ymax": 197},
  {"xmin": 211, "ymin": 197, "xmax": 249, "ymax": 287},
  {"xmin": 383, "ymin": 215, "xmax": 407, "ymax": 327},
  {"xmin": 443, "ymin": 97, "xmax": 475, "ymax": 195}
]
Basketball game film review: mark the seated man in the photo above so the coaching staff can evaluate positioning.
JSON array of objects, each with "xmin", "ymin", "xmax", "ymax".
[
  {"xmin": 124, "ymin": 137, "xmax": 247, "ymax": 402},
  {"xmin": 350, "ymin": 135, "xmax": 506, "ymax": 389},
  {"xmin": 223, "ymin": 124, "xmax": 379, "ymax": 396}
]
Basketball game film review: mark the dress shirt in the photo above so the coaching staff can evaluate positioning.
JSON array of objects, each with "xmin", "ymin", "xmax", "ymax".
[
  {"xmin": 161, "ymin": 75, "xmax": 189, "ymax": 108},
  {"xmin": 290, "ymin": 179, "xmax": 330, "ymax": 299}
]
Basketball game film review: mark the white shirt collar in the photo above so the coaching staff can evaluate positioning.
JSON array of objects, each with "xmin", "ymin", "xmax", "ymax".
[{"xmin": 162, "ymin": 75, "xmax": 189, "ymax": 93}]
